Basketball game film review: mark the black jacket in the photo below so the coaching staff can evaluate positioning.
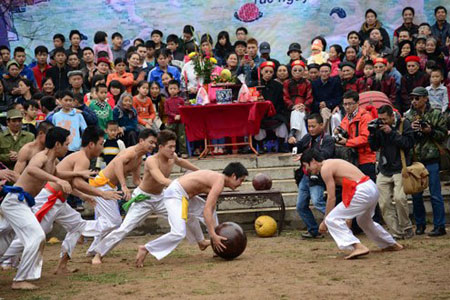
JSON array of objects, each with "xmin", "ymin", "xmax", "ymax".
[
  {"xmin": 368, "ymin": 113, "xmax": 415, "ymax": 176},
  {"xmin": 296, "ymin": 133, "xmax": 335, "ymax": 159},
  {"xmin": 47, "ymin": 65, "xmax": 70, "ymax": 92},
  {"xmin": 260, "ymin": 79, "xmax": 289, "ymax": 129}
]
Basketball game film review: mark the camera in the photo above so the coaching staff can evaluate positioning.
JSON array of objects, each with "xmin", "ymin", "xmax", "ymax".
[
  {"xmin": 418, "ymin": 120, "xmax": 429, "ymax": 128},
  {"xmin": 333, "ymin": 127, "xmax": 348, "ymax": 142},
  {"xmin": 368, "ymin": 118, "xmax": 384, "ymax": 133}
]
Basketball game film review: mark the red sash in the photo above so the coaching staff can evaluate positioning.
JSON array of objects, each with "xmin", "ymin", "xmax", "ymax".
[
  {"xmin": 35, "ymin": 183, "xmax": 66, "ymax": 222},
  {"xmin": 342, "ymin": 176, "xmax": 370, "ymax": 208}
]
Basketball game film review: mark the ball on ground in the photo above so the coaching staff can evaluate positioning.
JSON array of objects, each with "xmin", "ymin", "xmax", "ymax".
[
  {"xmin": 254, "ymin": 215, "xmax": 277, "ymax": 237},
  {"xmin": 212, "ymin": 222, "xmax": 247, "ymax": 260}
]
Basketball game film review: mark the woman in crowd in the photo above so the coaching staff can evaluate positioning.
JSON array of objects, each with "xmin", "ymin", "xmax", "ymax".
[
  {"xmin": 113, "ymin": 92, "xmax": 139, "ymax": 146},
  {"xmin": 275, "ymin": 64, "xmax": 290, "ymax": 85},
  {"xmin": 14, "ymin": 78, "xmax": 35, "ymax": 104},
  {"xmin": 224, "ymin": 52, "xmax": 239, "ymax": 77},
  {"xmin": 396, "ymin": 40, "xmax": 415, "ymax": 75},
  {"xmin": 356, "ymin": 39, "xmax": 380, "ymax": 73},
  {"xmin": 149, "ymin": 80, "xmax": 166, "ymax": 130},
  {"xmin": 214, "ymin": 31, "xmax": 233, "ymax": 67},
  {"xmin": 329, "ymin": 44, "xmax": 344, "ymax": 77},
  {"xmin": 41, "ymin": 77, "xmax": 55, "ymax": 96},
  {"xmin": 107, "ymin": 57, "xmax": 134, "ymax": 93},
  {"xmin": 127, "ymin": 52, "xmax": 146, "ymax": 88}
]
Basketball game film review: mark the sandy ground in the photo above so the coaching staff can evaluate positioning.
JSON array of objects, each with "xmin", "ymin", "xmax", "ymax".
[{"xmin": 1, "ymin": 229, "xmax": 450, "ymax": 300}]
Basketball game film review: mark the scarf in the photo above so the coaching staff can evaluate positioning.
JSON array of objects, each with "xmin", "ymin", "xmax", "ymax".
[{"xmin": 361, "ymin": 20, "xmax": 382, "ymax": 33}]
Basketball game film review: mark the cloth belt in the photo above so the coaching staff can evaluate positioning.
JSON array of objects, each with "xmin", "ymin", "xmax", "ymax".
[
  {"xmin": 122, "ymin": 194, "xmax": 150, "ymax": 212},
  {"xmin": 342, "ymin": 176, "xmax": 370, "ymax": 208},
  {"xmin": 181, "ymin": 196, "xmax": 189, "ymax": 221},
  {"xmin": 35, "ymin": 183, "xmax": 66, "ymax": 223},
  {"xmin": 89, "ymin": 170, "xmax": 116, "ymax": 189},
  {"xmin": 2, "ymin": 185, "xmax": 35, "ymax": 207}
]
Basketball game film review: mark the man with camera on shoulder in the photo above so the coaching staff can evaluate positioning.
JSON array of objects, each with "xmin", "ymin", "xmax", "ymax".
[
  {"xmin": 404, "ymin": 87, "xmax": 447, "ymax": 237},
  {"xmin": 293, "ymin": 113, "xmax": 335, "ymax": 239},
  {"xmin": 368, "ymin": 105, "xmax": 415, "ymax": 239}
]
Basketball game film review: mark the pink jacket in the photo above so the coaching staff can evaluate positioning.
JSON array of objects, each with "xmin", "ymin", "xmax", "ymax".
[{"xmin": 93, "ymin": 43, "xmax": 114, "ymax": 63}]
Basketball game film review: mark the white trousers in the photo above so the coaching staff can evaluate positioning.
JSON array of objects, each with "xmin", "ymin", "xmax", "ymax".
[
  {"xmin": 86, "ymin": 185, "xmax": 122, "ymax": 255},
  {"xmin": 290, "ymin": 110, "xmax": 307, "ymax": 141},
  {"xmin": 0, "ymin": 212, "xmax": 15, "ymax": 258},
  {"xmin": 0, "ymin": 193, "xmax": 45, "ymax": 282},
  {"xmin": 95, "ymin": 187, "xmax": 166, "ymax": 257},
  {"xmin": 255, "ymin": 124, "xmax": 288, "ymax": 141},
  {"xmin": 0, "ymin": 188, "xmax": 96, "ymax": 266},
  {"xmin": 325, "ymin": 180, "xmax": 396, "ymax": 251},
  {"xmin": 145, "ymin": 180, "xmax": 217, "ymax": 260}
]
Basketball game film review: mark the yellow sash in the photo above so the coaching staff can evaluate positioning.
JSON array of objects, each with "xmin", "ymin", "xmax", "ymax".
[
  {"xmin": 181, "ymin": 196, "xmax": 189, "ymax": 221},
  {"xmin": 89, "ymin": 170, "xmax": 116, "ymax": 189}
]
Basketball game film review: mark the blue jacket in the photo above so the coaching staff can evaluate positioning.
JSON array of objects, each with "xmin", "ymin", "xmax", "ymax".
[
  {"xmin": 311, "ymin": 76, "xmax": 343, "ymax": 112},
  {"xmin": 237, "ymin": 55, "xmax": 266, "ymax": 87},
  {"xmin": 76, "ymin": 103, "xmax": 98, "ymax": 126},
  {"xmin": 20, "ymin": 66, "xmax": 36, "ymax": 87},
  {"xmin": 147, "ymin": 65, "xmax": 181, "ymax": 88},
  {"xmin": 113, "ymin": 107, "xmax": 138, "ymax": 132}
]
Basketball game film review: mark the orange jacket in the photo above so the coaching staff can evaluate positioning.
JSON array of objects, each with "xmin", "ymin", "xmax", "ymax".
[
  {"xmin": 133, "ymin": 96, "xmax": 156, "ymax": 125},
  {"xmin": 339, "ymin": 107, "xmax": 376, "ymax": 165},
  {"xmin": 106, "ymin": 72, "xmax": 134, "ymax": 93}
]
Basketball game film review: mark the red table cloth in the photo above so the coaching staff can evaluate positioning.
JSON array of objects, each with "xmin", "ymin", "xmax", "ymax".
[{"xmin": 179, "ymin": 101, "xmax": 276, "ymax": 141}]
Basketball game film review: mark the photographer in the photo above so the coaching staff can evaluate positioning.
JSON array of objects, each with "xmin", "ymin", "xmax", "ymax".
[
  {"xmin": 335, "ymin": 90, "xmax": 376, "ymax": 179},
  {"xmin": 368, "ymin": 105, "xmax": 415, "ymax": 239},
  {"xmin": 404, "ymin": 87, "xmax": 447, "ymax": 237},
  {"xmin": 294, "ymin": 114, "xmax": 335, "ymax": 239}
]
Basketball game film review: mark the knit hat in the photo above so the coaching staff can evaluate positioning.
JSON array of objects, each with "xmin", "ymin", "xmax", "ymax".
[
  {"xmin": 6, "ymin": 60, "xmax": 19, "ymax": 70},
  {"xmin": 287, "ymin": 43, "xmax": 302, "ymax": 55},
  {"xmin": 405, "ymin": 55, "xmax": 420, "ymax": 64},
  {"xmin": 291, "ymin": 60, "xmax": 305, "ymax": 68}
]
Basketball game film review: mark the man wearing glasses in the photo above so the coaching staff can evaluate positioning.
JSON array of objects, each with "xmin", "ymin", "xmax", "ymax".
[{"xmin": 404, "ymin": 87, "xmax": 447, "ymax": 237}]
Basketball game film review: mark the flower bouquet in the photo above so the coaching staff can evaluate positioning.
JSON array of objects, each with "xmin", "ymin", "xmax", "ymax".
[{"xmin": 188, "ymin": 51, "xmax": 217, "ymax": 84}]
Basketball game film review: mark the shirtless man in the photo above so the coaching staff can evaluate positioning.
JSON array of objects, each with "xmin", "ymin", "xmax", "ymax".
[
  {"xmin": 0, "ymin": 127, "xmax": 73, "ymax": 290},
  {"xmin": 300, "ymin": 149, "xmax": 403, "ymax": 259},
  {"xmin": 92, "ymin": 130, "xmax": 201, "ymax": 264},
  {"xmin": 86, "ymin": 129, "xmax": 158, "ymax": 256},
  {"xmin": 136, "ymin": 162, "xmax": 248, "ymax": 268},
  {"xmin": 1, "ymin": 126, "xmax": 122, "ymax": 274},
  {"xmin": 14, "ymin": 121, "xmax": 54, "ymax": 174}
]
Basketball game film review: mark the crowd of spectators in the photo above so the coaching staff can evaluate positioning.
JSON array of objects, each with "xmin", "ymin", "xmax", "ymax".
[{"xmin": 0, "ymin": 5, "xmax": 450, "ymax": 236}]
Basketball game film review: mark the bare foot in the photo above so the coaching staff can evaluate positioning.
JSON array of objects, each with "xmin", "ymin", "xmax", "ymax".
[
  {"xmin": 198, "ymin": 239, "xmax": 211, "ymax": 251},
  {"xmin": 11, "ymin": 281, "xmax": 39, "ymax": 290},
  {"xmin": 345, "ymin": 243, "xmax": 370, "ymax": 260},
  {"xmin": 91, "ymin": 253, "xmax": 102, "ymax": 265},
  {"xmin": 135, "ymin": 245, "xmax": 148, "ymax": 268},
  {"xmin": 382, "ymin": 242, "xmax": 404, "ymax": 252},
  {"xmin": 54, "ymin": 254, "xmax": 78, "ymax": 275}
]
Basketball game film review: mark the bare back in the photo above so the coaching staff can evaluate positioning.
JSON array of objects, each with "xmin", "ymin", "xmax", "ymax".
[
  {"xmin": 139, "ymin": 153, "xmax": 175, "ymax": 195},
  {"xmin": 15, "ymin": 150, "xmax": 58, "ymax": 197},
  {"xmin": 177, "ymin": 170, "xmax": 225, "ymax": 199},
  {"xmin": 102, "ymin": 145, "xmax": 143, "ymax": 186},
  {"xmin": 321, "ymin": 159, "xmax": 366, "ymax": 186},
  {"xmin": 14, "ymin": 141, "xmax": 44, "ymax": 174},
  {"xmin": 47, "ymin": 151, "xmax": 90, "ymax": 197}
]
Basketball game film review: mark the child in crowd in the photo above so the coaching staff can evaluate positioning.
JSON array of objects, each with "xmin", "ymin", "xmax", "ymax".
[
  {"xmin": 161, "ymin": 72, "xmax": 174, "ymax": 98},
  {"xmin": 93, "ymin": 31, "xmax": 114, "ymax": 63},
  {"xmin": 89, "ymin": 83, "xmax": 113, "ymax": 131},
  {"xmin": 51, "ymin": 90, "xmax": 87, "ymax": 153},
  {"xmin": 415, "ymin": 36, "xmax": 427, "ymax": 70},
  {"xmin": 144, "ymin": 40, "xmax": 156, "ymax": 69},
  {"xmin": 107, "ymin": 79, "xmax": 125, "ymax": 108},
  {"xmin": 149, "ymin": 80, "xmax": 167, "ymax": 129},
  {"xmin": 94, "ymin": 57, "xmax": 112, "ymax": 79},
  {"xmin": 31, "ymin": 45, "xmax": 51, "ymax": 90},
  {"xmin": 113, "ymin": 92, "xmax": 138, "ymax": 146},
  {"xmin": 83, "ymin": 74, "xmax": 106, "ymax": 106},
  {"xmin": 107, "ymin": 58, "xmax": 134, "ymax": 93},
  {"xmin": 133, "ymin": 80, "xmax": 157, "ymax": 131},
  {"xmin": 95, "ymin": 120, "xmax": 126, "ymax": 169},
  {"xmin": 164, "ymin": 80, "xmax": 187, "ymax": 157},
  {"xmin": 67, "ymin": 52, "xmax": 81, "ymax": 70},
  {"xmin": 22, "ymin": 100, "xmax": 39, "ymax": 136},
  {"xmin": 73, "ymin": 93, "xmax": 98, "ymax": 127},
  {"xmin": 111, "ymin": 32, "xmax": 127, "ymax": 60},
  {"xmin": 426, "ymin": 68, "xmax": 449, "ymax": 113},
  {"xmin": 166, "ymin": 34, "xmax": 185, "ymax": 69},
  {"xmin": 356, "ymin": 60, "xmax": 375, "ymax": 92}
]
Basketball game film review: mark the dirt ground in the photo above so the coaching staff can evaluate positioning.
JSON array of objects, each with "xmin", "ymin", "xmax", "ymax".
[{"xmin": 1, "ymin": 229, "xmax": 450, "ymax": 300}]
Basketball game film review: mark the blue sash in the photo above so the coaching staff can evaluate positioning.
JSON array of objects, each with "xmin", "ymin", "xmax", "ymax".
[{"xmin": 2, "ymin": 186, "xmax": 35, "ymax": 207}]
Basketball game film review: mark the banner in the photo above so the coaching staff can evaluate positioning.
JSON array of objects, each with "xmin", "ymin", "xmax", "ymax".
[{"xmin": 0, "ymin": 0, "xmax": 443, "ymax": 62}]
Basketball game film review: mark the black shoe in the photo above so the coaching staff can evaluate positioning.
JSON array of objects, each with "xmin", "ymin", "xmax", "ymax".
[
  {"xmin": 301, "ymin": 232, "xmax": 324, "ymax": 239},
  {"xmin": 428, "ymin": 227, "xmax": 447, "ymax": 237},
  {"xmin": 415, "ymin": 225, "xmax": 426, "ymax": 235}
]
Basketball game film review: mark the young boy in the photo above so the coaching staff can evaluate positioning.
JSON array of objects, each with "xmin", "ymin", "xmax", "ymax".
[
  {"xmin": 111, "ymin": 32, "xmax": 126, "ymax": 61},
  {"xmin": 356, "ymin": 60, "xmax": 375, "ymax": 92},
  {"xmin": 13, "ymin": 47, "xmax": 36, "ymax": 86},
  {"xmin": 135, "ymin": 162, "xmax": 248, "ymax": 267},
  {"xmin": 46, "ymin": 47, "xmax": 69, "ymax": 92},
  {"xmin": 235, "ymin": 27, "xmax": 248, "ymax": 41},
  {"xmin": 73, "ymin": 93, "xmax": 98, "ymax": 127},
  {"xmin": 22, "ymin": 100, "xmax": 39, "ymax": 136},
  {"xmin": 426, "ymin": 68, "xmax": 449, "ymax": 113},
  {"xmin": 51, "ymin": 90, "xmax": 87, "ymax": 154},
  {"xmin": 144, "ymin": 40, "xmax": 156, "ymax": 69},
  {"xmin": 182, "ymin": 24, "xmax": 197, "ymax": 55},
  {"xmin": 166, "ymin": 34, "xmax": 185, "ymax": 69},
  {"xmin": 151, "ymin": 29, "xmax": 166, "ymax": 50},
  {"xmin": 31, "ymin": 46, "xmax": 51, "ymax": 90},
  {"xmin": 89, "ymin": 83, "xmax": 112, "ymax": 131},
  {"xmin": 300, "ymin": 149, "xmax": 403, "ymax": 259},
  {"xmin": 95, "ymin": 120, "xmax": 126, "ymax": 169},
  {"xmin": 164, "ymin": 80, "xmax": 187, "ymax": 157}
]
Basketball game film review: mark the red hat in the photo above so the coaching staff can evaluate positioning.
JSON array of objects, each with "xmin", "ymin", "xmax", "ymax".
[
  {"xmin": 405, "ymin": 55, "xmax": 420, "ymax": 64},
  {"xmin": 260, "ymin": 61, "xmax": 276, "ymax": 70},
  {"xmin": 291, "ymin": 60, "xmax": 305, "ymax": 68},
  {"xmin": 372, "ymin": 58, "xmax": 387, "ymax": 65},
  {"xmin": 97, "ymin": 57, "xmax": 112, "ymax": 68}
]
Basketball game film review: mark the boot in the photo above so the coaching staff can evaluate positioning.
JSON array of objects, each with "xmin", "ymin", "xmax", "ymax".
[
  {"xmin": 415, "ymin": 224, "xmax": 426, "ymax": 235},
  {"xmin": 428, "ymin": 226, "xmax": 446, "ymax": 237}
]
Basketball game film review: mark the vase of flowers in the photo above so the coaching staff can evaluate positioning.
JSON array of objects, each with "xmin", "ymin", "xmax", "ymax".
[{"xmin": 188, "ymin": 51, "xmax": 217, "ymax": 85}]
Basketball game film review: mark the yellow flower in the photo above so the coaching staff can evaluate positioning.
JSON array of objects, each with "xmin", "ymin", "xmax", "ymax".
[
  {"xmin": 210, "ymin": 57, "xmax": 217, "ymax": 64},
  {"xmin": 188, "ymin": 52, "xmax": 198, "ymax": 58}
]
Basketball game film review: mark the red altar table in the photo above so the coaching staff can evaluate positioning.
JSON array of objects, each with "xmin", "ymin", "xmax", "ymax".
[{"xmin": 179, "ymin": 101, "xmax": 275, "ymax": 158}]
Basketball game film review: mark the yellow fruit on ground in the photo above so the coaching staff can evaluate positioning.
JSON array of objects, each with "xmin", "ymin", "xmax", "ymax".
[{"xmin": 254, "ymin": 215, "xmax": 277, "ymax": 237}]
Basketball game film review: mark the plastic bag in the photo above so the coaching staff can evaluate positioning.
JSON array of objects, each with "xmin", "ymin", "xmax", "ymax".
[{"xmin": 238, "ymin": 83, "xmax": 251, "ymax": 102}]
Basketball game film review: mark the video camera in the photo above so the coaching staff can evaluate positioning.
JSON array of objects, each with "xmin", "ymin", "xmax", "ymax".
[
  {"xmin": 333, "ymin": 127, "xmax": 348, "ymax": 143},
  {"xmin": 368, "ymin": 118, "xmax": 384, "ymax": 133}
]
